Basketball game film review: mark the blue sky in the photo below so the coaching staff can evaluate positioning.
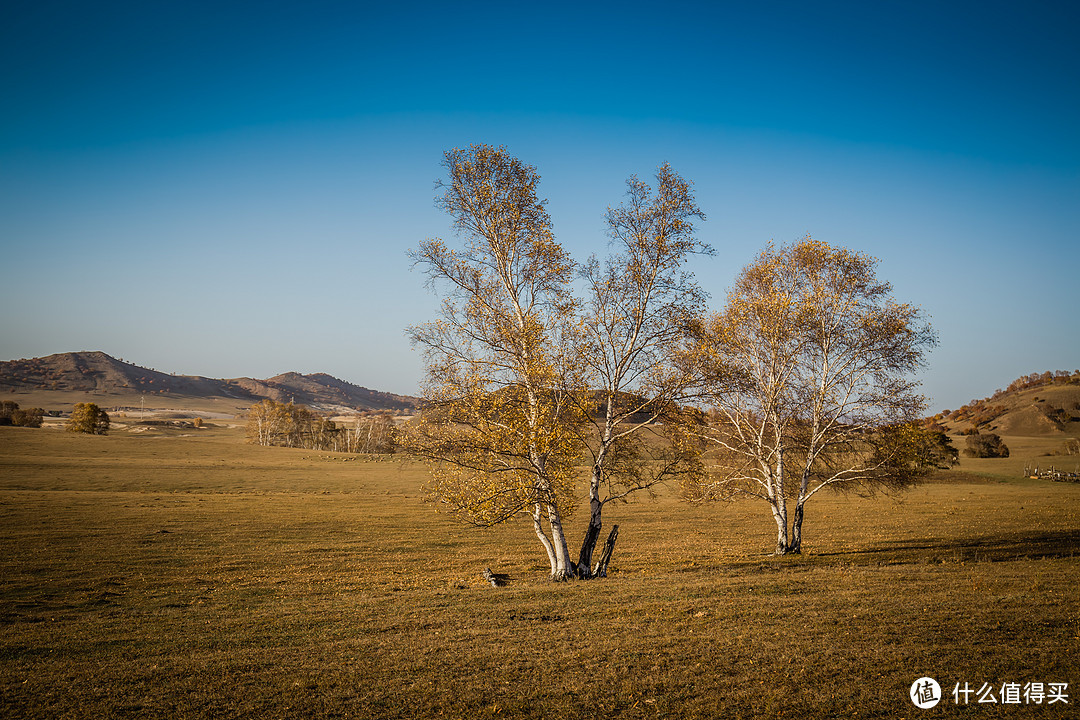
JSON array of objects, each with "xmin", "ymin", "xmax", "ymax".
[{"xmin": 2, "ymin": 0, "xmax": 1077, "ymax": 411}]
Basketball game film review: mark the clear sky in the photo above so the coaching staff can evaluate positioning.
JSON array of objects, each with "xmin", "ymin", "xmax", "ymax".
[{"xmin": 2, "ymin": 0, "xmax": 1077, "ymax": 411}]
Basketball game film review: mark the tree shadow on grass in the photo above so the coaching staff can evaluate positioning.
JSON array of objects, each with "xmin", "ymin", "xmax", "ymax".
[
  {"xmin": 810, "ymin": 529, "xmax": 1080, "ymax": 566},
  {"xmin": 694, "ymin": 530, "xmax": 1080, "ymax": 576}
]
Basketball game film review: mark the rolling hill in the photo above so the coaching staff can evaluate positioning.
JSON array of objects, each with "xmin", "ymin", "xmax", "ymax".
[
  {"xmin": 0, "ymin": 352, "xmax": 417, "ymax": 414},
  {"xmin": 935, "ymin": 370, "xmax": 1080, "ymax": 436}
]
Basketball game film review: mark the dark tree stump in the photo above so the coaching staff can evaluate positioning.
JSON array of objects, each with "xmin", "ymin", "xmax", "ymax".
[
  {"xmin": 593, "ymin": 524, "xmax": 619, "ymax": 578},
  {"xmin": 576, "ymin": 522, "xmax": 602, "ymax": 579}
]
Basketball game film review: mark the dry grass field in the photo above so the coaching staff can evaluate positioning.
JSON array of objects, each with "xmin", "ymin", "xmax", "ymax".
[
  {"xmin": 4, "ymin": 387, "xmax": 254, "ymax": 417},
  {"xmin": 2, "ymin": 424, "xmax": 1078, "ymax": 718}
]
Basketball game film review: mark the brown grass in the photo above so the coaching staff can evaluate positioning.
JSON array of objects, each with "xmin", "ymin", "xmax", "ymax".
[
  {"xmin": 953, "ymin": 432, "xmax": 1080, "ymax": 481},
  {"xmin": 3, "ymin": 386, "xmax": 256, "ymax": 416},
  {"xmin": 2, "ymin": 425, "xmax": 1078, "ymax": 718}
]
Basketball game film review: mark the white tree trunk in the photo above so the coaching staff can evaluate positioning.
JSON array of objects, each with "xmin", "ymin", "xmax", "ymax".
[
  {"xmin": 532, "ymin": 505, "xmax": 558, "ymax": 577},
  {"xmin": 771, "ymin": 500, "xmax": 789, "ymax": 555},
  {"xmin": 546, "ymin": 502, "xmax": 575, "ymax": 581},
  {"xmin": 771, "ymin": 444, "xmax": 789, "ymax": 555}
]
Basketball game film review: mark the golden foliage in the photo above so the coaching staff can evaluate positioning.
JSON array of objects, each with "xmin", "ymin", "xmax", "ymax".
[
  {"xmin": 684, "ymin": 236, "xmax": 937, "ymax": 553},
  {"xmin": 406, "ymin": 145, "xmax": 585, "ymax": 577},
  {"xmin": 66, "ymin": 402, "xmax": 110, "ymax": 435}
]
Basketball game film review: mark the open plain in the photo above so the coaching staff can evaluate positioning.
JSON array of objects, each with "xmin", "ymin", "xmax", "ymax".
[{"xmin": 1, "ymin": 423, "xmax": 1078, "ymax": 718}]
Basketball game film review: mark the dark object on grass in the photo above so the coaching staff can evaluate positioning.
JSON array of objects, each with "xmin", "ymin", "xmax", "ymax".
[
  {"xmin": 481, "ymin": 568, "xmax": 511, "ymax": 587},
  {"xmin": 962, "ymin": 432, "xmax": 1010, "ymax": 458}
]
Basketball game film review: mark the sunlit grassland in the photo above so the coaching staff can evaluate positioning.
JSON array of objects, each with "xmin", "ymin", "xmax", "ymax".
[
  {"xmin": 956, "ymin": 433, "xmax": 1080, "ymax": 480},
  {"xmin": 1, "ymin": 426, "xmax": 1078, "ymax": 718}
]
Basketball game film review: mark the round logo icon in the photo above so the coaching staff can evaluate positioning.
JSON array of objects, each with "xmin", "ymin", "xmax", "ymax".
[{"xmin": 910, "ymin": 677, "xmax": 942, "ymax": 709}]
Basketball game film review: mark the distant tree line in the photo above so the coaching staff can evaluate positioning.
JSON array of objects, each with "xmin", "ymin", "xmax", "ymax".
[
  {"xmin": 1006, "ymin": 370, "xmax": 1080, "ymax": 394},
  {"xmin": 0, "ymin": 401, "xmax": 44, "ymax": 427},
  {"xmin": 245, "ymin": 399, "xmax": 396, "ymax": 453}
]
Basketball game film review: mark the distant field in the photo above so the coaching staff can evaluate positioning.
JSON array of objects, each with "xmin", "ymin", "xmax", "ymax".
[
  {"xmin": 3, "ymin": 388, "xmax": 254, "ymax": 416},
  {"xmin": 955, "ymin": 433, "xmax": 1080, "ymax": 480},
  {"xmin": 1, "ymin": 426, "xmax": 1078, "ymax": 718}
]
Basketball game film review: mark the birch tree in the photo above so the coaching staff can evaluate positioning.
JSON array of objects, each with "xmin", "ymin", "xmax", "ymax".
[
  {"xmin": 683, "ymin": 237, "xmax": 937, "ymax": 555},
  {"xmin": 348, "ymin": 414, "xmax": 396, "ymax": 453},
  {"xmin": 405, "ymin": 145, "xmax": 584, "ymax": 580},
  {"xmin": 572, "ymin": 164, "xmax": 711, "ymax": 577}
]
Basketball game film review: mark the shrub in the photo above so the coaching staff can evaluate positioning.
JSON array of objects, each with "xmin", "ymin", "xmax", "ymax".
[
  {"xmin": 66, "ymin": 403, "xmax": 110, "ymax": 435},
  {"xmin": 0, "ymin": 402, "xmax": 44, "ymax": 428},
  {"xmin": 12, "ymin": 407, "xmax": 44, "ymax": 428},
  {"xmin": 962, "ymin": 432, "xmax": 1009, "ymax": 458},
  {"xmin": 0, "ymin": 400, "xmax": 17, "ymax": 425}
]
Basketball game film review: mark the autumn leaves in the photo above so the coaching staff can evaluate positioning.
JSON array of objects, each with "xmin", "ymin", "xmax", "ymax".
[{"xmin": 407, "ymin": 145, "xmax": 936, "ymax": 575}]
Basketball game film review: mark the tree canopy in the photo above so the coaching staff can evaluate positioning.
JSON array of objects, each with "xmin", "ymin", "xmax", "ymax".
[
  {"xmin": 682, "ymin": 237, "xmax": 938, "ymax": 554},
  {"xmin": 570, "ymin": 163, "xmax": 712, "ymax": 576},
  {"xmin": 66, "ymin": 402, "xmax": 110, "ymax": 435},
  {"xmin": 0, "ymin": 401, "xmax": 44, "ymax": 428},
  {"xmin": 406, "ymin": 145, "xmax": 584, "ymax": 579},
  {"xmin": 407, "ymin": 149, "xmax": 944, "ymax": 574}
]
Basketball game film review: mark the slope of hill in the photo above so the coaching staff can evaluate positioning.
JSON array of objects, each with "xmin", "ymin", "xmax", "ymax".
[
  {"xmin": 0, "ymin": 352, "xmax": 416, "ymax": 413},
  {"xmin": 228, "ymin": 372, "xmax": 414, "ymax": 412},
  {"xmin": 937, "ymin": 370, "xmax": 1080, "ymax": 436},
  {"xmin": 0, "ymin": 351, "xmax": 226, "ymax": 396}
]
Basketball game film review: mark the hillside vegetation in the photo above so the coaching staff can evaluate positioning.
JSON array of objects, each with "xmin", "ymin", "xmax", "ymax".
[{"xmin": 933, "ymin": 370, "xmax": 1080, "ymax": 437}]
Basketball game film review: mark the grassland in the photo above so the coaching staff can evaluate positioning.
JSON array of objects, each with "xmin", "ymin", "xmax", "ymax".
[
  {"xmin": 2, "ymin": 425, "xmax": 1078, "ymax": 718},
  {"xmin": 4, "ymin": 386, "xmax": 255, "ymax": 416}
]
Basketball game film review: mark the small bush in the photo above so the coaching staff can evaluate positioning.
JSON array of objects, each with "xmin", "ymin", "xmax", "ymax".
[
  {"xmin": 962, "ymin": 432, "xmax": 1009, "ymax": 458},
  {"xmin": 0, "ymin": 401, "xmax": 44, "ymax": 428}
]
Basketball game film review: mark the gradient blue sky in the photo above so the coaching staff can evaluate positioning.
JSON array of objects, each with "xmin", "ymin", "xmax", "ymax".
[{"xmin": 2, "ymin": 0, "xmax": 1077, "ymax": 411}]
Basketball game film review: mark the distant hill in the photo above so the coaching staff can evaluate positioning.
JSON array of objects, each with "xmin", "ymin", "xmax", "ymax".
[
  {"xmin": 0, "ymin": 351, "xmax": 417, "ymax": 413},
  {"xmin": 225, "ymin": 372, "xmax": 415, "ymax": 411},
  {"xmin": 934, "ymin": 370, "xmax": 1080, "ymax": 436}
]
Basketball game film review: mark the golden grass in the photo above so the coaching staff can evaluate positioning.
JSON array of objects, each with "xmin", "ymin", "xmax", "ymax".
[
  {"xmin": 3, "ymin": 387, "xmax": 254, "ymax": 415},
  {"xmin": 1, "ymin": 426, "xmax": 1078, "ymax": 718}
]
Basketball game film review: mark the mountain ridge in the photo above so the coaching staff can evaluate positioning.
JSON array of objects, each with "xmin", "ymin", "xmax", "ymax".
[{"xmin": 0, "ymin": 351, "xmax": 416, "ymax": 413}]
